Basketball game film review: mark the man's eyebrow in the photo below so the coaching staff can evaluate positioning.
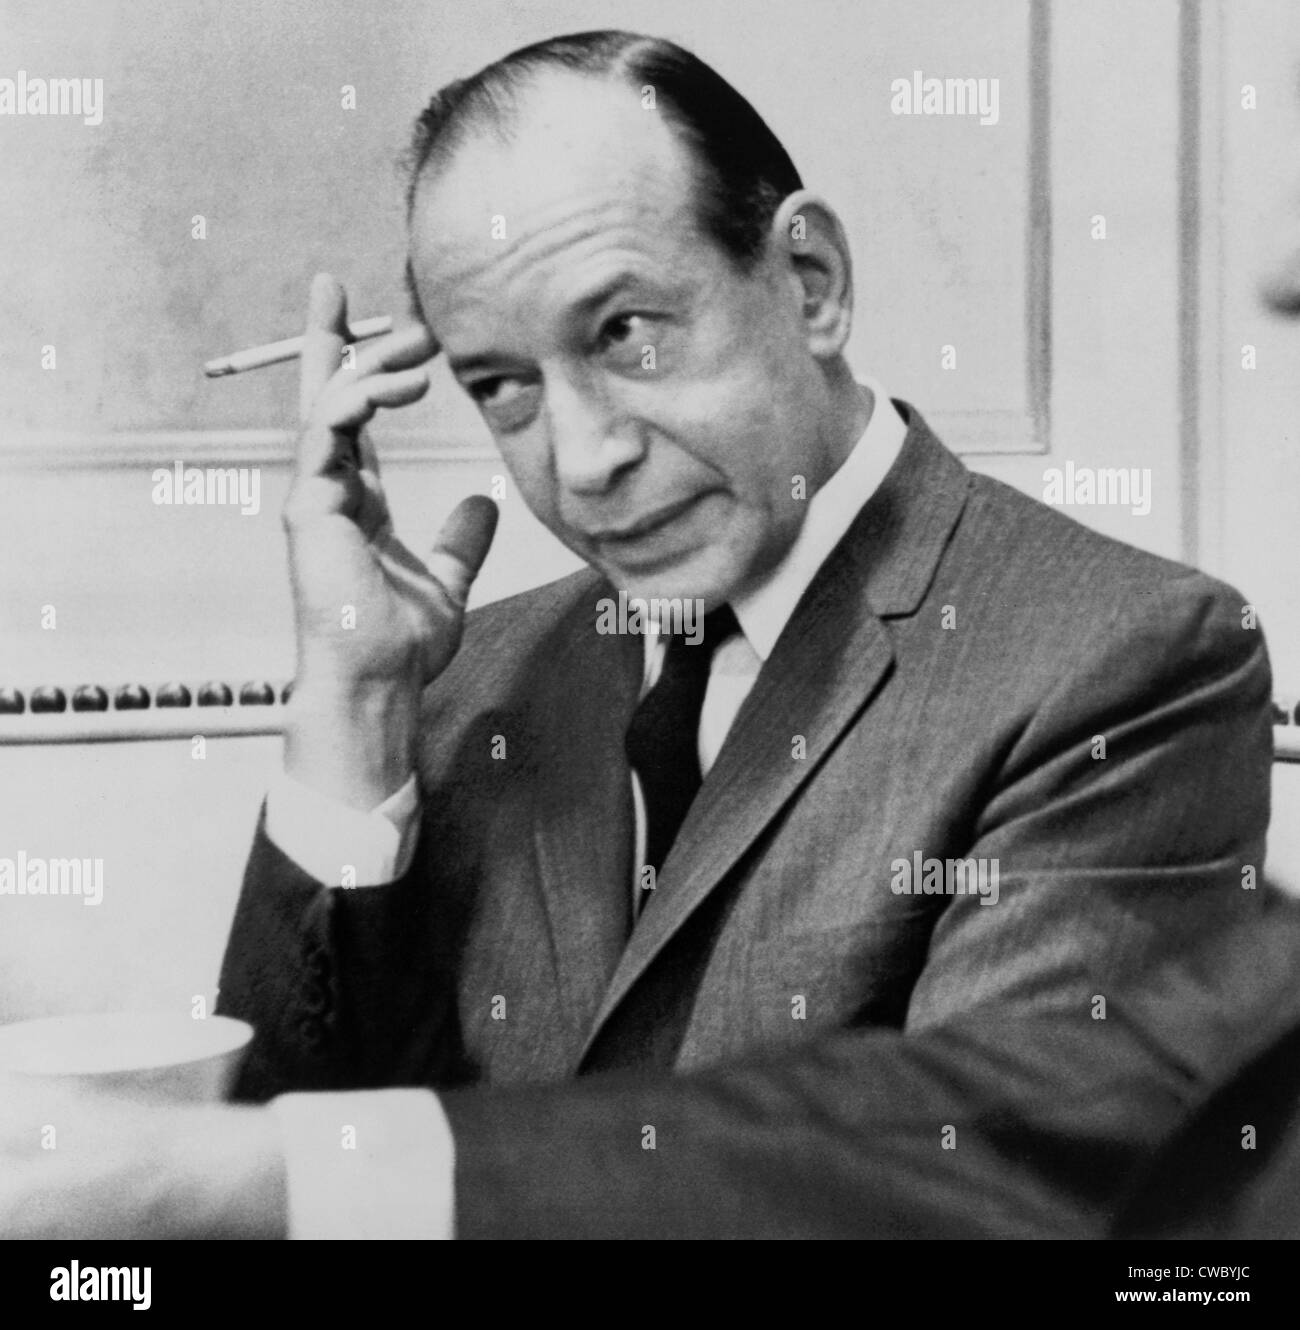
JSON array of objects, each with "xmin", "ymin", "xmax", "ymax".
[
  {"xmin": 567, "ymin": 270, "xmax": 677, "ymax": 319},
  {"xmin": 447, "ymin": 351, "xmax": 509, "ymax": 376},
  {"xmin": 442, "ymin": 271, "xmax": 678, "ymax": 376}
]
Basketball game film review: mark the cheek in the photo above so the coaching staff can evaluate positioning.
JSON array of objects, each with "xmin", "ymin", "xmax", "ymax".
[
  {"xmin": 494, "ymin": 442, "xmax": 559, "ymax": 527},
  {"xmin": 655, "ymin": 386, "xmax": 791, "ymax": 501},
  {"xmin": 653, "ymin": 302, "xmax": 807, "ymax": 483}
]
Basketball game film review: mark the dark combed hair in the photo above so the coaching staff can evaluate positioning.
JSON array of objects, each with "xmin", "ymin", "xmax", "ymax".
[{"xmin": 403, "ymin": 29, "xmax": 803, "ymax": 270}]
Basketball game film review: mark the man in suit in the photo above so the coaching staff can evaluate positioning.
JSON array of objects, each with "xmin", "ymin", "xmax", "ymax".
[
  {"xmin": 206, "ymin": 30, "xmax": 1300, "ymax": 1238},
  {"xmin": 1, "ymin": 29, "xmax": 1296, "ymax": 1240}
]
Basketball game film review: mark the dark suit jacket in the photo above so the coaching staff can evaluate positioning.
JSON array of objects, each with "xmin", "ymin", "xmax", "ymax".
[
  {"xmin": 1113, "ymin": 1015, "xmax": 1300, "ymax": 1238},
  {"xmin": 217, "ymin": 401, "xmax": 1300, "ymax": 1237}
]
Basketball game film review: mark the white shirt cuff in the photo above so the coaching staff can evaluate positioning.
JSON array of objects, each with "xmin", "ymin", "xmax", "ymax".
[
  {"xmin": 271, "ymin": 1089, "xmax": 455, "ymax": 1238},
  {"xmin": 264, "ymin": 771, "xmax": 421, "ymax": 887}
]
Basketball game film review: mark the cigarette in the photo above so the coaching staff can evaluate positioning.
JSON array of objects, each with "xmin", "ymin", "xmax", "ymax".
[{"xmin": 203, "ymin": 315, "xmax": 395, "ymax": 377}]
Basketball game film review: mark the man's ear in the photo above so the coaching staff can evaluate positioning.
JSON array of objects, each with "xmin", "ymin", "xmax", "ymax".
[{"xmin": 768, "ymin": 190, "xmax": 854, "ymax": 359}]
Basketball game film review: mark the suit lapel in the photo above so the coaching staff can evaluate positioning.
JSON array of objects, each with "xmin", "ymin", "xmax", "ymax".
[
  {"xmin": 529, "ymin": 583, "xmax": 643, "ymax": 1052},
  {"xmin": 578, "ymin": 404, "xmax": 972, "ymax": 1061}
]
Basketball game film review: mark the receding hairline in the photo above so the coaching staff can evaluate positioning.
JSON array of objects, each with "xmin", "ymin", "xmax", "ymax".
[
  {"xmin": 402, "ymin": 30, "xmax": 805, "ymax": 311},
  {"xmin": 405, "ymin": 63, "xmax": 699, "ymax": 214},
  {"xmin": 402, "ymin": 65, "xmax": 740, "ymax": 319}
]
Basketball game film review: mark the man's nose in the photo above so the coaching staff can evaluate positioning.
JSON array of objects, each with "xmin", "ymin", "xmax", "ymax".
[{"xmin": 545, "ymin": 373, "xmax": 645, "ymax": 494}]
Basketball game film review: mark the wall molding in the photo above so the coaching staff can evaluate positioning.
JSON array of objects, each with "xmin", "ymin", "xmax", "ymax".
[
  {"xmin": 1, "ymin": 430, "xmax": 500, "ymax": 471},
  {"xmin": 1, "ymin": 405, "xmax": 1046, "ymax": 472}
]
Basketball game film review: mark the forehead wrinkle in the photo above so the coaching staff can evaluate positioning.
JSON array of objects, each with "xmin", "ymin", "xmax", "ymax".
[
  {"xmin": 410, "ymin": 84, "xmax": 709, "ymax": 348},
  {"xmin": 416, "ymin": 202, "xmax": 695, "ymax": 347},
  {"xmin": 427, "ymin": 196, "xmax": 645, "ymax": 287},
  {"xmin": 412, "ymin": 102, "xmax": 696, "ymax": 291}
]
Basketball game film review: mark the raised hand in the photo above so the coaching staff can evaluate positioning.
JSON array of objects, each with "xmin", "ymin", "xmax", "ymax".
[{"xmin": 282, "ymin": 273, "xmax": 498, "ymax": 807}]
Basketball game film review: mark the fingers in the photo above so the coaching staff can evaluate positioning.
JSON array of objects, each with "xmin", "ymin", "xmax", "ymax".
[
  {"xmin": 299, "ymin": 273, "xmax": 350, "ymax": 424},
  {"xmin": 372, "ymin": 495, "xmax": 498, "ymax": 617},
  {"xmin": 357, "ymin": 426, "xmax": 382, "ymax": 478},
  {"xmin": 294, "ymin": 327, "xmax": 435, "ymax": 480},
  {"xmin": 285, "ymin": 272, "xmax": 460, "ymax": 580},
  {"xmin": 295, "ymin": 272, "xmax": 437, "ymax": 474},
  {"xmin": 425, "ymin": 495, "xmax": 500, "ymax": 607},
  {"xmin": 350, "ymin": 319, "xmax": 438, "ymax": 379},
  {"xmin": 318, "ymin": 364, "xmax": 431, "ymax": 434}
]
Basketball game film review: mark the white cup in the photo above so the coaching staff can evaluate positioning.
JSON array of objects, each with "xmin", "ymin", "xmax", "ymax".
[{"xmin": 0, "ymin": 1011, "xmax": 254, "ymax": 1102}]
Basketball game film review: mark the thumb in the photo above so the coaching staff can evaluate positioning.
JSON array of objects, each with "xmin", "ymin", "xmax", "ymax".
[{"xmin": 426, "ymin": 495, "xmax": 499, "ymax": 607}]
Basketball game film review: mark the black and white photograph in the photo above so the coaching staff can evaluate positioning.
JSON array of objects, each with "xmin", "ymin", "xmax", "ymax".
[{"xmin": 1, "ymin": 0, "xmax": 1299, "ymax": 1286}]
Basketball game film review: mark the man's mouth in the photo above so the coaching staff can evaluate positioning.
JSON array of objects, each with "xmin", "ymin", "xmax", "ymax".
[
  {"xmin": 581, "ymin": 491, "xmax": 722, "ymax": 572},
  {"xmin": 587, "ymin": 493, "xmax": 706, "ymax": 544}
]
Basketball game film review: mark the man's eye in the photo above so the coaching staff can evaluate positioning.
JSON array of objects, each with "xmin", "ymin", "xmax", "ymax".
[
  {"xmin": 598, "ymin": 313, "xmax": 645, "ymax": 348},
  {"xmin": 464, "ymin": 375, "xmax": 540, "ymax": 431},
  {"xmin": 467, "ymin": 376, "xmax": 516, "ymax": 405}
]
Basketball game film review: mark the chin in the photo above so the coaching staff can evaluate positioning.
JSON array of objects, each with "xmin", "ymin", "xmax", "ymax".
[{"xmin": 605, "ymin": 548, "xmax": 754, "ymax": 611}]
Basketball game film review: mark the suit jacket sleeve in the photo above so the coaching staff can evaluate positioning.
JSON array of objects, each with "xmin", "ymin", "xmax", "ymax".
[
  {"xmin": 218, "ymin": 570, "xmax": 1300, "ymax": 1236},
  {"xmin": 217, "ymin": 815, "xmax": 471, "ymax": 1096}
]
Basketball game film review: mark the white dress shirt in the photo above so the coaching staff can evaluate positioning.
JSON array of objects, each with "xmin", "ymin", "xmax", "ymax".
[{"xmin": 262, "ymin": 382, "xmax": 908, "ymax": 1237}]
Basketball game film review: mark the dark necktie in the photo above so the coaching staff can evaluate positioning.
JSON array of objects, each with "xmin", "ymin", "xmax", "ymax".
[{"xmin": 625, "ymin": 605, "xmax": 740, "ymax": 883}]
